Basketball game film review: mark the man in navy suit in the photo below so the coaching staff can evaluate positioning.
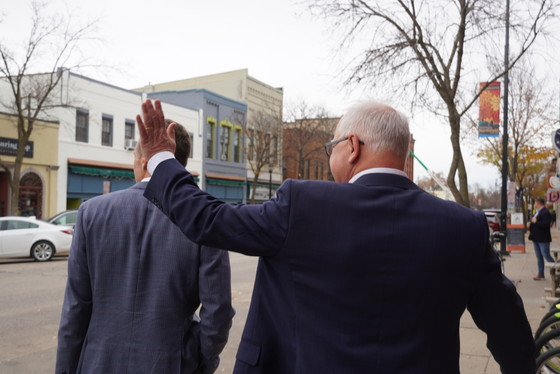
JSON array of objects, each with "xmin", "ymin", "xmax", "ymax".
[
  {"xmin": 56, "ymin": 120, "xmax": 234, "ymax": 374},
  {"xmin": 528, "ymin": 197, "xmax": 554, "ymax": 280},
  {"xmin": 138, "ymin": 99, "xmax": 534, "ymax": 373}
]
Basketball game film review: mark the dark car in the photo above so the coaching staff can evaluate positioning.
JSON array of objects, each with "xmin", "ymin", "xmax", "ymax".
[
  {"xmin": 483, "ymin": 209, "xmax": 501, "ymax": 233},
  {"xmin": 46, "ymin": 209, "xmax": 78, "ymax": 229}
]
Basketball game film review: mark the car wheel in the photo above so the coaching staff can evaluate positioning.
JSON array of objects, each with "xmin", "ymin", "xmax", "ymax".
[{"xmin": 31, "ymin": 241, "xmax": 55, "ymax": 262}]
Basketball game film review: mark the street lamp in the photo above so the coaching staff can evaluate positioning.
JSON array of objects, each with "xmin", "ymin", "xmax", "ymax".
[
  {"xmin": 500, "ymin": 0, "xmax": 510, "ymax": 256},
  {"xmin": 268, "ymin": 166, "xmax": 273, "ymax": 199}
]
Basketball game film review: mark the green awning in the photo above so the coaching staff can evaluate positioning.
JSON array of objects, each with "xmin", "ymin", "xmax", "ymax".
[
  {"xmin": 69, "ymin": 165, "xmax": 134, "ymax": 179},
  {"xmin": 206, "ymin": 177, "xmax": 245, "ymax": 187}
]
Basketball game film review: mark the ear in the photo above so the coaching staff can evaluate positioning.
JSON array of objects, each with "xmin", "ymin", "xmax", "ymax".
[
  {"xmin": 347, "ymin": 134, "xmax": 361, "ymax": 164},
  {"xmin": 141, "ymin": 157, "xmax": 148, "ymax": 172}
]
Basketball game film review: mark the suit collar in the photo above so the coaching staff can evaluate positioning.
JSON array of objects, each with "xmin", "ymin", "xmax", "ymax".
[
  {"xmin": 352, "ymin": 172, "xmax": 419, "ymax": 190},
  {"xmin": 130, "ymin": 181, "xmax": 148, "ymax": 191}
]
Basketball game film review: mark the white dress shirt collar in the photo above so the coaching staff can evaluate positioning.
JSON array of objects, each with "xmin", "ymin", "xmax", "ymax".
[{"xmin": 349, "ymin": 168, "xmax": 408, "ymax": 184}]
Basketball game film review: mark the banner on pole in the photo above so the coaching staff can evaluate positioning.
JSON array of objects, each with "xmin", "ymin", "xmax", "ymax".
[{"xmin": 478, "ymin": 82, "xmax": 501, "ymax": 138}]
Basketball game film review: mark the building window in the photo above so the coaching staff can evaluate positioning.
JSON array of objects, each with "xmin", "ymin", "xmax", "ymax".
[
  {"xmin": 125, "ymin": 120, "xmax": 135, "ymax": 140},
  {"xmin": 76, "ymin": 109, "xmax": 89, "ymax": 143},
  {"xmin": 206, "ymin": 118, "xmax": 216, "ymax": 158},
  {"xmin": 270, "ymin": 136, "xmax": 278, "ymax": 166},
  {"xmin": 233, "ymin": 127, "xmax": 242, "ymax": 163},
  {"xmin": 188, "ymin": 132, "xmax": 194, "ymax": 158},
  {"xmin": 220, "ymin": 123, "xmax": 231, "ymax": 161},
  {"xmin": 102, "ymin": 115, "xmax": 113, "ymax": 146}
]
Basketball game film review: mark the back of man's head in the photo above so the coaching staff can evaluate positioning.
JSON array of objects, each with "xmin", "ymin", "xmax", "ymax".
[
  {"xmin": 536, "ymin": 197, "xmax": 546, "ymax": 206},
  {"xmin": 137, "ymin": 119, "xmax": 190, "ymax": 167},
  {"xmin": 337, "ymin": 102, "xmax": 410, "ymax": 159},
  {"xmin": 165, "ymin": 119, "xmax": 190, "ymax": 167}
]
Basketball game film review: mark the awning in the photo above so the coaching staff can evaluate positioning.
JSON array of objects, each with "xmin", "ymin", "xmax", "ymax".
[
  {"xmin": 69, "ymin": 165, "xmax": 134, "ymax": 179},
  {"xmin": 206, "ymin": 178, "xmax": 245, "ymax": 187}
]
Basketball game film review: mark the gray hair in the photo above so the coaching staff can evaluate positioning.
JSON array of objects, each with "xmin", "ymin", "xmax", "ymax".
[{"xmin": 336, "ymin": 102, "xmax": 410, "ymax": 159}]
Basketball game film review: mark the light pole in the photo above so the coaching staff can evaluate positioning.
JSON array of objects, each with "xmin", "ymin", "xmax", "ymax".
[
  {"xmin": 268, "ymin": 166, "xmax": 273, "ymax": 199},
  {"xmin": 500, "ymin": 0, "xmax": 510, "ymax": 256}
]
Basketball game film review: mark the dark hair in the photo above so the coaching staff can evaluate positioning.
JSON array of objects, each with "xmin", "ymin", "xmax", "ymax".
[
  {"xmin": 165, "ymin": 119, "xmax": 190, "ymax": 167},
  {"xmin": 136, "ymin": 119, "xmax": 190, "ymax": 167},
  {"xmin": 536, "ymin": 197, "xmax": 546, "ymax": 205}
]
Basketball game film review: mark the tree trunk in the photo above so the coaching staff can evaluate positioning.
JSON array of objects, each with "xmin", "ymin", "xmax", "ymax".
[
  {"xmin": 9, "ymin": 156, "xmax": 23, "ymax": 216},
  {"xmin": 446, "ymin": 110, "xmax": 470, "ymax": 207},
  {"xmin": 250, "ymin": 171, "xmax": 260, "ymax": 204}
]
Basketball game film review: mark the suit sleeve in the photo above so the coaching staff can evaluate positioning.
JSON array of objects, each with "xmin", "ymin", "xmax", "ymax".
[
  {"xmin": 55, "ymin": 205, "xmax": 93, "ymax": 374},
  {"xmin": 197, "ymin": 246, "xmax": 235, "ymax": 374},
  {"xmin": 144, "ymin": 158, "xmax": 290, "ymax": 256},
  {"xmin": 466, "ymin": 216, "xmax": 535, "ymax": 373}
]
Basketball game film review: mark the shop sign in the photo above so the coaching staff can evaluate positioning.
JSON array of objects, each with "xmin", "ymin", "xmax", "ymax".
[{"xmin": 0, "ymin": 137, "xmax": 33, "ymax": 158}]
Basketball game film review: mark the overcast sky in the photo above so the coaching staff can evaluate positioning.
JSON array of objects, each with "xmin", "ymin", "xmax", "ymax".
[{"xmin": 5, "ymin": 0, "xmax": 558, "ymax": 190}]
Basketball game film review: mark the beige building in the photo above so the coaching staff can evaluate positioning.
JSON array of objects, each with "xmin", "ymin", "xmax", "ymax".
[
  {"xmin": 136, "ymin": 69, "xmax": 284, "ymax": 202},
  {"xmin": 0, "ymin": 112, "xmax": 60, "ymax": 218}
]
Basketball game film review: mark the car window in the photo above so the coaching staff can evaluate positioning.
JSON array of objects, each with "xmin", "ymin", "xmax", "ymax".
[
  {"xmin": 52, "ymin": 212, "xmax": 77, "ymax": 226},
  {"xmin": 4, "ymin": 220, "xmax": 39, "ymax": 230}
]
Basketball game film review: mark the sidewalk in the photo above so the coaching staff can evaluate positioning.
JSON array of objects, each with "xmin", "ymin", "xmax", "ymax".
[{"xmin": 459, "ymin": 229, "xmax": 560, "ymax": 373}]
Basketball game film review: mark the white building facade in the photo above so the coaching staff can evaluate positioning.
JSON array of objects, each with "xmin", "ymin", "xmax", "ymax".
[{"xmin": 46, "ymin": 71, "xmax": 202, "ymax": 212}]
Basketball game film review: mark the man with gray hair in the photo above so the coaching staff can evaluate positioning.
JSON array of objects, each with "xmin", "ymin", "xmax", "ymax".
[{"xmin": 138, "ymin": 99, "xmax": 534, "ymax": 374}]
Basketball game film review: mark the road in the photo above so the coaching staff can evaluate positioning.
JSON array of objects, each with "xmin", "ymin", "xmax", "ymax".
[
  {"xmin": 0, "ymin": 247, "xmax": 537, "ymax": 374},
  {"xmin": 0, "ymin": 252, "xmax": 258, "ymax": 374}
]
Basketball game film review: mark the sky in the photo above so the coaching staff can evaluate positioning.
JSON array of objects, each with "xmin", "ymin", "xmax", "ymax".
[{"xmin": 3, "ymin": 0, "xmax": 556, "ymax": 190}]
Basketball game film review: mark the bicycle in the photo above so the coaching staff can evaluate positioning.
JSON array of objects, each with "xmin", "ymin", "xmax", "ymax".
[{"xmin": 536, "ymin": 346, "xmax": 560, "ymax": 373}]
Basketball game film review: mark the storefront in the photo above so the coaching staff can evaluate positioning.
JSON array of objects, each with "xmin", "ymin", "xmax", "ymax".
[
  {"xmin": 205, "ymin": 174, "xmax": 246, "ymax": 203},
  {"xmin": 66, "ymin": 159, "xmax": 135, "ymax": 208}
]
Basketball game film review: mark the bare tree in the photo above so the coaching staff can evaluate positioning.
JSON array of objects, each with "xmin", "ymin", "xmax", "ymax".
[
  {"xmin": 246, "ymin": 108, "xmax": 283, "ymax": 203},
  {"xmin": 283, "ymin": 102, "xmax": 337, "ymax": 180},
  {"xmin": 0, "ymin": 2, "xmax": 98, "ymax": 215},
  {"xmin": 308, "ymin": 0, "xmax": 556, "ymax": 206}
]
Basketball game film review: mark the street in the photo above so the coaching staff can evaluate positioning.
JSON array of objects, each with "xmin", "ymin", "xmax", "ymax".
[
  {"xmin": 0, "ymin": 245, "xmax": 547, "ymax": 374},
  {"xmin": 0, "ymin": 252, "xmax": 258, "ymax": 374}
]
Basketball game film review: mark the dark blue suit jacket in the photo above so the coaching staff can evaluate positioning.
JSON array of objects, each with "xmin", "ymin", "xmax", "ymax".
[
  {"xmin": 145, "ymin": 159, "xmax": 535, "ymax": 374},
  {"xmin": 56, "ymin": 182, "xmax": 234, "ymax": 374}
]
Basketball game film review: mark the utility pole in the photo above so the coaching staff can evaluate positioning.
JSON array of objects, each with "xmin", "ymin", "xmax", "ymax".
[{"xmin": 500, "ymin": 0, "xmax": 510, "ymax": 255}]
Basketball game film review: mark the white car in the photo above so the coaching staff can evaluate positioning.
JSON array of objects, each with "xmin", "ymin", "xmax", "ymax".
[{"xmin": 0, "ymin": 216, "xmax": 73, "ymax": 262}]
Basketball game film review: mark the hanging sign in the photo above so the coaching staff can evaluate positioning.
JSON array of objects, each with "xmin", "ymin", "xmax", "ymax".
[{"xmin": 478, "ymin": 82, "xmax": 501, "ymax": 138}]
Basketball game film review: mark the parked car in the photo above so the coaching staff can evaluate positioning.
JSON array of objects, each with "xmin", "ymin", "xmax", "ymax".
[
  {"xmin": 483, "ymin": 209, "xmax": 502, "ymax": 233},
  {"xmin": 0, "ymin": 216, "xmax": 73, "ymax": 261},
  {"xmin": 46, "ymin": 209, "xmax": 78, "ymax": 229}
]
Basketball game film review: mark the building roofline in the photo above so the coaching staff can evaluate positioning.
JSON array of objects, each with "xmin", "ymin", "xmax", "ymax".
[
  {"xmin": 68, "ymin": 71, "xmax": 143, "ymax": 97},
  {"xmin": 147, "ymin": 89, "xmax": 248, "ymax": 112},
  {"xmin": 0, "ymin": 111, "xmax": 60, "ymax": 125}
]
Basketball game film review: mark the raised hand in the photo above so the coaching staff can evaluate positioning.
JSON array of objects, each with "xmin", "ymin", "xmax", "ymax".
[{"xmin": 136, "ymin": 99, "xmax": 176, "ymax": 160}]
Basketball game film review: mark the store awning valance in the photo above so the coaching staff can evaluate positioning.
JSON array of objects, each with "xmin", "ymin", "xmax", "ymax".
[
  {"xmin": 206, "ymin": 178, "xmax": 246, "ymax": 187},
  {"xmin": 69, "ymin": 165, "xmax": 134, "ymax": 179}
]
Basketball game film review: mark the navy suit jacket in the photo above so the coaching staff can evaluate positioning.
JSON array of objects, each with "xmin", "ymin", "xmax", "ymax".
[
  {"xmin": 56, "ymin": 182, "xmax": 234, "ymax": 374},
  {"xmin": 145, "ymin": 159, "xmax": 535, "ymax": 374},
  {"xmin": 529, "ymin": 207, "xmax": 552, "ymax": 243}
]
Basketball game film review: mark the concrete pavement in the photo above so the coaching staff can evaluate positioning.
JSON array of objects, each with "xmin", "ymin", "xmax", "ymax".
[{"xmin": 458, "ymin": 229, "xmax": 560, "ymax": 373}]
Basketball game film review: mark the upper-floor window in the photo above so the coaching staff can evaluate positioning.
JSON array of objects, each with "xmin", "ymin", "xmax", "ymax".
[
  {"xmin": 76, "ymin": 109, "xmax": 89, "ymax": 143},
  {"xmin": 125, "ymin": 120, "xmax": 135, "ymax": 140},
  {"xmin": 102, "ymin": 115, "xmax": 113, "ymax": 146},
  {"xmin": 206, "ymin": 117, "xmax": 216, "ymax": 158},
  {"xmin": 233, "ymin": 127, "xmax": 242, "ymax": 163},
  {"xmin": 188, "ymin": 132, "xmax": 194, "ymax": 158},
  {"xmin": 270, "ymin": 136, "xmax": 278, "ymax": 166},
  {"xmin": 220, "ymin": 122, "xmax": 232, "ymax": 161}
]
